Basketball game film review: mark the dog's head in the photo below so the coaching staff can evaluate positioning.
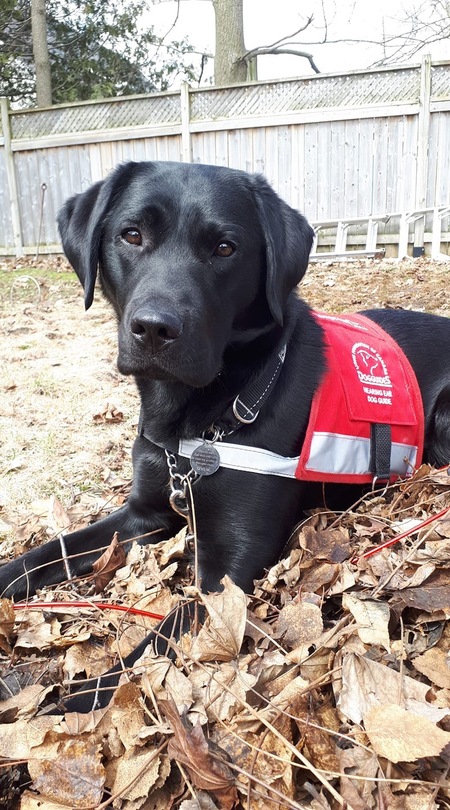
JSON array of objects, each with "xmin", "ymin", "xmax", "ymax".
[{"xmin": 58, "ymin": 161, "xmax": 313, "ymax": 387}]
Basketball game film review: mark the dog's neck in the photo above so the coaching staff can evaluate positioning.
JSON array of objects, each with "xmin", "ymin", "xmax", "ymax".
[{"xmin": 135, "ymin": 313, "xmax": 293, "ymax": 446}]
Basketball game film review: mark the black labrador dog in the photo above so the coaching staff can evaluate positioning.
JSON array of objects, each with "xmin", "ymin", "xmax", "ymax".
[{"xmin": 2, "ymin": 161, "xmax": 450, "ymax": 710}]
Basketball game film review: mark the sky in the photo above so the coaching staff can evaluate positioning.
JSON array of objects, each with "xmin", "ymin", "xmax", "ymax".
[{"xmin": 149, "ymin": 0, "xmax": 450, "ymax": 84}]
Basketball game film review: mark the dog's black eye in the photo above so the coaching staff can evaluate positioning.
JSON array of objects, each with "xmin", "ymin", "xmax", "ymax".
[
  {"xmin": 121, "ymin": 228, "xmax": 142, "ymax": 246},
  {"xmin": 214, "ymin": 241, "xmax": 235, "ymax": 258}
]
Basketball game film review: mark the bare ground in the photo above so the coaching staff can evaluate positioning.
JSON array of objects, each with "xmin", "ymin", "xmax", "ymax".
[
  {"xmin": 2, "ymin": 255, "xmax": 450, "ymax": 808},
  {"xmin": 0, "ymin": 258, "xmax": 137, "ymax": 553},
  {"xmin": 1, "ymin": 254, "xmax": 449, "ymax": 548}
]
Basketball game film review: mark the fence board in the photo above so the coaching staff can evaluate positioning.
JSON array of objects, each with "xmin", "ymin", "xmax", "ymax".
[
  {"xmin": 429, "ymin": 113, "xmax": 450, "ymax": 206},
  {"xmin": 288, "ymin": 126, "xmax": 301, "ymax": 212},
  {"xmin": 0, "ymin": 150, "xmax": 14, "ymax": 248},
  {"xmin": 0, "ymin": 59, "xmax": 449, "ymax": 255}
]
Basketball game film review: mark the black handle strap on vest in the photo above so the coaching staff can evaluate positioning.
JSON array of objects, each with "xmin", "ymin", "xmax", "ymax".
[{"xmin": 370, "ymin": 423, "xmax": 392, "ymax": 481}]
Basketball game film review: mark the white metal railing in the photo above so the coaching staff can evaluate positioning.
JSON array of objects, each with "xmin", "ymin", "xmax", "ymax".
[{"xmin": 310, "ymin": 207, "xmax": 450, "ymax": 261}]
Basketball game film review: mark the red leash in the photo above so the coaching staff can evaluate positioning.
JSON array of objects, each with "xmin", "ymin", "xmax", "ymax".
[
  {"xmin": 12, "ymin": 506, "xmax": 450, "ymax": 608},
  {"xmin": 13, "ymin": 600, "xmax": 164, "ymax": 621},
  {"xmin": 351, "ymin": 504, "xmax": 450, "ymax": 564}
]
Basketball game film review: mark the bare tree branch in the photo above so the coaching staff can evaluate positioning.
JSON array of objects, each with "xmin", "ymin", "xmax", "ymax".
[
  {"xmin": 244, "ymin": 16, "xmax": 315, "ymax": 56},
  {"xmin": 244, "ymin": 46, "xmax": 320, "ymax": 74},
  {"xmin": 158, "ymin": 0, "xmax": 182, "ymax": 44}
]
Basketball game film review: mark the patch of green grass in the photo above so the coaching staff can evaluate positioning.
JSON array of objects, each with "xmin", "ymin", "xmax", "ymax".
[
  {"xmin": 32, "ymin": 374, "xmax": 59, "ymax": 397},
  {"xmin": 0, "ymin": 266, "xmax": 79, "ymax": 306},
  {"xmin": 0, "ymin": 267, "xmax": 76, "ymax": 283}
]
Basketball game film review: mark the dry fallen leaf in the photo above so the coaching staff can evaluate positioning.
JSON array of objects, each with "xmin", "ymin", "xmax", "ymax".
[
  {"xmin": 13, "ymin": 610, "xmax": 64, "ymax": 652},
  {"xmin": 0, "ymin": 683, "xmax": 56, "ymax": 722},
  {"xmin": 20, "ymin": 791, "xmax": 69, "ymax": 810},
  {"xmin": 214, "ymin": 709, "xmax": 296, "ymax": 808},
  {"xmin": 0, "ymin": 597, "xmax": 15, "ymax": 654},
  {"xmin": 338, "ymin": 747, "xmax": 381, "ymax": 810},
  {"xmin": 105, "ymin": 746, "xmax": 165, "ymax": 803},
  {"xmin": 0, "ymin": 716, "xmax": 59, "ymax": 759},
  {"xmin": 92, "ymin": 400, "xmax": 124, "ymax": 423},
  {"xmin": 390, "ymin": 579, "xmax": 450, "ymax": 614},
  {"xmin": 92, "ymin": 531, "xmax": 127, "ymax": 592},
  {"xmin": 108, "ymin": 681, "xmax": 147, "ymax": 751},
  {"xmin": 179, "ymin": 797, "xmax": 219, "ymax": 810},
  {"xmin": 363, "ymin": 703, "xmax": 450, "ymax": 762},
  {"xmin": 141, "ymin": 654, "xmax": 194, "ymax": 716},
  {"xmin": 337, "ymin": 652, "xmax": 450, "ymax": 725},
  {"xmin": 413, "ymin": 647, "xmax": 450, "ymax": 689},
  {"xmin": 294, "ymin": 695, "xmax": 340, "ymax": 775},
  {"xmin": 162, "ymin": 699, "xmax": 238, "ymax": 809},
  {"xmin": 276, "ymin": 600, "xmax": 323, "ymax": 649},
  {"xmin": 190, "ymin": 576, "xmax": 247, "ymax": 662},
  {"xmin": 342, "ymin": 593, "xmax": 391, "ymax": 651},
  {"xmin": 47, "ymin": 494, "xmax": 71, "ymax": 534},
  {"xmin": 28, "ymin": 738, "xmax": 105, "ymax": 807},
  {"xmin": 189, "ymin": 662, "xmax": 257, "ymax": 723}
]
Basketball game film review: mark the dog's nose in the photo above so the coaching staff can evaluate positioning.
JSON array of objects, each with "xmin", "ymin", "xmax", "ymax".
[{"xmin": 130, "ymin": 307, "xmax": 183, "ymax": 351}]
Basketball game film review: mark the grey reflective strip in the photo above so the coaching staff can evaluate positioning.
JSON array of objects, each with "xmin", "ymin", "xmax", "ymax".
[
  {"xmin": 178, "ymin": 433, "xmax": 419, "ymax": 479},
  {"xmin": 178, "ymin": 439, "xmax": 299, "ymax": 478},
  {"xmin": 306, "ymin": 432, "xmax": 418, "ymax": 477}
]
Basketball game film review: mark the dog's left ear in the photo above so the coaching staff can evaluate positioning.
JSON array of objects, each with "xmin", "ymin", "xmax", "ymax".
[
  {"xmin": 57, "ymin": 179, "xmax": 112, "ymax": 310},
  {"xmin": 251, "ymin": 175, "xmax": 314, "ymax": 325},
  {"xmin": 58, "ymin": 163, "xmax": 134, "ymax": 310}
]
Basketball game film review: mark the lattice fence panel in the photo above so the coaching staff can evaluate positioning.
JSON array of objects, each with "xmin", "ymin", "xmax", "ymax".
[
  {"xmin": 431, "ymin": 64, "xmax": 450, "ymax": 99},
  {"xmin": 190, "ymin": 68, "xmax": 421, "ymax": 121},
  {"xmin": 11, "ymin": 94, "xmax": 181, "ymax": 139}
]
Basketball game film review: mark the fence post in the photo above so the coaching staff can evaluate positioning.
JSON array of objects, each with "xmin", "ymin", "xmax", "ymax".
[
  {"xmin": 414, "ymin": 54, "xmax": 432, "ymax": 256},
  {"xmin": 0, "ymin": 97, "xmax": 23, "ymax": 257},
  {"xmin": 180, "ymin": 82, "xmax": 192, "ymax": 162}
]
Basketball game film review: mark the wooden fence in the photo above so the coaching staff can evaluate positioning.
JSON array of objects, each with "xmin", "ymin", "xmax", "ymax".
[{"xmin": 1, "ymin": 56, "xmax": 450, "ymax": 257}]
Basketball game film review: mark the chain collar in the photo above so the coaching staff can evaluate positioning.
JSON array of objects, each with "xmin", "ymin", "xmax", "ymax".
[
  {"xmin": 165, "ymin": 449, "xmax": 196, "ymax": 523},
  {"xmin": 165, "ymin": 427, "xmax": 224, "ymax": 540}
]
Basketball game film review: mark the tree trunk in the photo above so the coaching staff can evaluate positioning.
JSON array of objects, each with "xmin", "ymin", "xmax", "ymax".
[
  {"xmin": 213, "ymin": 0, "xmax": 248, "ymax": 85},
  {"xmin": 31, "ymin": 0, "xmax": 52, "ymax": 106}
]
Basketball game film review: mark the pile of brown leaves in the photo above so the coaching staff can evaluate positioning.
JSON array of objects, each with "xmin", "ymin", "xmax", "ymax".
[{"xmin": 1, "ymin": 464, "xmax": 450, "ymax": 809}]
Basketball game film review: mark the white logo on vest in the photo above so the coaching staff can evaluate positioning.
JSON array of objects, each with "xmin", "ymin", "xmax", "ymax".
[{"xmin": 352, "ymin": 342, "xmax": 393, "ymax": 406}]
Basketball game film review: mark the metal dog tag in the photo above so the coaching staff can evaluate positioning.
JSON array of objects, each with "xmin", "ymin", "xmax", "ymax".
[{"xmin": 190, "ymin": 443, "xmax": 221, "ymax": 476}]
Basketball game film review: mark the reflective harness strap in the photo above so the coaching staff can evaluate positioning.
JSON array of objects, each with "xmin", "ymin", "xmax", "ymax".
[{"xmin": 173, "ymin": 435, "xmax": 420, "ymax": 480}]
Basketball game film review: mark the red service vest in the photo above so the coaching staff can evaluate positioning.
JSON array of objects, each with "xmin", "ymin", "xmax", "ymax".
[
  {"xmin": 296, "ymin": 312, "xmax": 424, "ymax": 483},
  {"xmin": 172, "ymin": 311, "xmax": 425, "ymax": 485}
]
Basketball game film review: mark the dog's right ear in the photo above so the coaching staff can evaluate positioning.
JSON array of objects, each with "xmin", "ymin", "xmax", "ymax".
[
  {"xmin": 57, "ymin": 177, "xmax": 114, "ymax": 310},
  {"xmin": 250, "ymin": 174, "xmax": 314, "ymax": 326}
]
